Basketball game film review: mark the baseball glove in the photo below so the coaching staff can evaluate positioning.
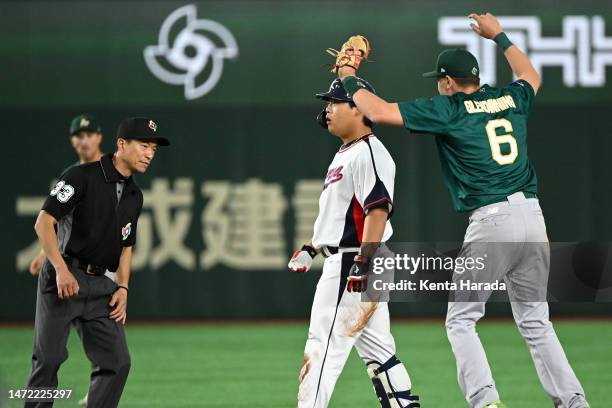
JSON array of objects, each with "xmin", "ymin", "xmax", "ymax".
[{"xmin": 326, "ymin": 35, "xmax": 371, "ymax": 73}]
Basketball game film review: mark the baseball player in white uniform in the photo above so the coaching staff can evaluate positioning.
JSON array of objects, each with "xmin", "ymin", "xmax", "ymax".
[{"xmin": 288, "ymin": 78, "xmax": 420, "ymax": 408}]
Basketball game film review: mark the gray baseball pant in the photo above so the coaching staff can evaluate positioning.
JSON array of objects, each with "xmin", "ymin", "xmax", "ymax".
[
  {"xmin": 445, "ymin": 192, "xmax": 588, "ymax": 408},
  {"xmin": 25, "ymin": 262, "xmax": 130, "ymax": 408}
]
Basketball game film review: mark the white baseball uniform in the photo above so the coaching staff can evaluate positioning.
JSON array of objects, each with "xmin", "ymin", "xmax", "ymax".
[{"xmin": 298, "ymin": 134, "xmax": 417, "ymax": 408}]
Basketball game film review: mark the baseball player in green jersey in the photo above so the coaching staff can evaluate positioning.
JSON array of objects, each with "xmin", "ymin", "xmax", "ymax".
[{"xmin": 329, "ymin": 12, "xmax": 589, "ymax": 408}]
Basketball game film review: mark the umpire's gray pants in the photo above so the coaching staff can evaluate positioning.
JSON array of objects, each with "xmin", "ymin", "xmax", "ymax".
[
  {"xmin": 25, "ymin": 262, "xmax": 130, "ymax": 408},
  {"xmin": 445, "ymin": 192, "xmax": 588, "ymax": 408}
]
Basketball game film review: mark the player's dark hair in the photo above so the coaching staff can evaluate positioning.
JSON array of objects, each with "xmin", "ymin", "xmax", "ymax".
[
  {"xmin": 453, "ymin": 77, "xmax": 480, "ymax": 88},
  {"xmin": 348, "ymin": 101, "xmax": 373, "ymax": 128}
]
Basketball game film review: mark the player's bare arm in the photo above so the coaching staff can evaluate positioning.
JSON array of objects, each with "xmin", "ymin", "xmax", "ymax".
[
  {"xmin": 110, "ymin": 246, "xmax": 132, "ymax": 325},
  {"xmin": 361, "ymin": 208, "xmax": 389, "ymax": 251},
  {"xmin": 352, "ymin": 91, "xmax": 403, "ymax": 127},
  {"xmin": 34, "ymin": 210, "xmax": 79, "ymax": 299},
  {"xmin": 340, "ymin": 71, "xmax": 404, "ymax": 127},
  {"xmin": 469, "ymin": 12, "xmax": 541, "ymax": 93},
  {"xmin": 347, "ymin": 207, "xmax": 389, "ymax": 292}
]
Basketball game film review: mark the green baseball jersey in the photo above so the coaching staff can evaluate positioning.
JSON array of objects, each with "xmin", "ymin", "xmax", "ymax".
[
  {"xmin": 398, "ymin": 79, "xmax": 537, "ymax": 212},
  {"xmin": 61, "ymin": 160, "xmax": 81, "ymax": 176}
]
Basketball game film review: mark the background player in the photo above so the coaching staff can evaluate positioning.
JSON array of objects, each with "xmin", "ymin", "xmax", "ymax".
[
  {"xmin": 288, "ymin": 78, "xmax": 419, "ymax": 408},
  {"xmin": 29, "ymin": 114, "xmax": 104, "ymax": 276},
  {"xmin": 330, "ymin": 14, "xmax": 589, "ymax": 408}
]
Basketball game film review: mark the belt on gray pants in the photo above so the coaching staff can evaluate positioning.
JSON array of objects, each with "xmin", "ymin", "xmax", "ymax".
[
  {"xmin": 63, "ymin": 256, "xmax": 106, "ymax": 276},
  {"xmin": 472, "ymin": 191, "xmax": 538, "ymax": 215}
]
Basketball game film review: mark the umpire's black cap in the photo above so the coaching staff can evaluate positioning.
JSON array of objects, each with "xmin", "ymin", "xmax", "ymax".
[
  {"xmin": 116, "ymin": 117, "xmax": 170, "ymax": 146},
  {"xmin": 316, "ymin": 77, "xmax": 375, "ymax": 102}
]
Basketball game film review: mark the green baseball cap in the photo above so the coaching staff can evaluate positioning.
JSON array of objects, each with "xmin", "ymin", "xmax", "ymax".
[
  {"xmin": 69, "ymin": 114, "xmax": 102, "ymax": 136},
  {"xmin": 422, "ymin": 49, "xmax": 480, "ymax": 79}
]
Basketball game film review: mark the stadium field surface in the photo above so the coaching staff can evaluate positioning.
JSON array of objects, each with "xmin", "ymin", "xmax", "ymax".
[{"xmin": 1, "ymin": 319, "xmax": 610, "ymax": 407}]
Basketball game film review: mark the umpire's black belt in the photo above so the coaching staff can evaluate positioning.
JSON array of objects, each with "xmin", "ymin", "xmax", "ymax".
[
  {"xmin": 321, "ymin": 246, "xmax": 360, "ymax": 258},
  {"xmin": 63, "ymin": 256, "xmax": 106, "ymax": 276}
]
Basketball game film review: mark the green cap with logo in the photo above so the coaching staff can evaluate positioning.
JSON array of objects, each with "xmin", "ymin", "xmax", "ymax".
[
  {"xmin": 422, "ymin": 49, "xmax": 480, "ymax": 79},
  {"xmin": 69, "ymin": 114, "xmax": 102, "ymax": 136}
]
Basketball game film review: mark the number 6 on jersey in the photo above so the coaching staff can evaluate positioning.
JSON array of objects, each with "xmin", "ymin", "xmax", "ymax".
[{"xmin": 486, "ymin": 118, "xmax": 518, "ymax": 165}]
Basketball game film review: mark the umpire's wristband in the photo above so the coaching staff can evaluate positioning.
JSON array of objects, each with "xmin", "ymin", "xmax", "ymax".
[
  {"xmin": 342, "ymin": 76, "xmax": 370, "ymax": 98},
  {"xmin": 493, "ymin": 32, "xmax": 513, "ymax": 51},
  {"xmin": 116, "ymin": 285, "xmax": 129, "ymax": 293}
]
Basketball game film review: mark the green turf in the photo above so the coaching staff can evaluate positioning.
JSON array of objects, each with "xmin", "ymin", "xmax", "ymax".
[{"xmin": 0, "ymin": 320, "xmax": 610, "ymax": 407}]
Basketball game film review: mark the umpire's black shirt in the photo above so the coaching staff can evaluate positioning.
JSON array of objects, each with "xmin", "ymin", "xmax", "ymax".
[{"xmin": 42, "ymin": 153, "xmax": 143, "ymax": 271}]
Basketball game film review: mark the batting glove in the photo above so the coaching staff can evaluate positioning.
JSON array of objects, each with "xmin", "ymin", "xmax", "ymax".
[
  {"xmin": 347, "ymin": 254, "xmax": 371, "ymax": 292},
  {"xmin": 288, "ymin": 244, "xmax": 317, "ymax": 273}
]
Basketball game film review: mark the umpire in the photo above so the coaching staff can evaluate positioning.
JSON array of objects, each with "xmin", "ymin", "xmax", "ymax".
[{"xmin": 25, "ymin": 117, "xmax": 169, "ymax": 407}]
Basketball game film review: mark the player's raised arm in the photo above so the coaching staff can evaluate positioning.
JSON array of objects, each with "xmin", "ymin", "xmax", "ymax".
[
  {"xmin": 348, "ymin": 83, "xmax": 403, "ymax": 126},
  {"xmin": 469, "ymin": 12, "xmax": 541, "ymax": 94},
  {"xmin": 339, "ymin": 72, "xmax": 404, "ymax": 126},
  {"xmin": 328, "ymin": 35, "xmax": 404, "ymax": 126}
]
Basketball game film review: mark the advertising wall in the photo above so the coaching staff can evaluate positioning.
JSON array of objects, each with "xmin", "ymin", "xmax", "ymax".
[{"xmin": 3, "ymin": 1, "xmax": 611, "ymax": 319}]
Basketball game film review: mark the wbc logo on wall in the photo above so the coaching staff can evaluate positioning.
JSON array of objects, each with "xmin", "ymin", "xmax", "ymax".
[
  {"xmin": 144, "ymin": 5, "xmax": 239, "ymax": 100},
  {"xmin": 438, "ymin": 16, "xmax": 612, "ymax": 87}
]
